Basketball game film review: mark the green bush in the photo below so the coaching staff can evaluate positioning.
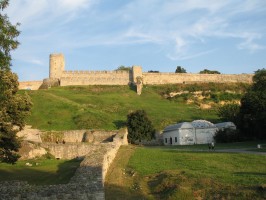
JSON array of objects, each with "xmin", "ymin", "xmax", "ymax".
[{"xmin": 127, "ymin": 110, "xmax": 155, "ymax": 144}]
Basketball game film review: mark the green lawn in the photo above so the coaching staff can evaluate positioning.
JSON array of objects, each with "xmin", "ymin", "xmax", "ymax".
[
  {"xmin": 0, "ymin": 158, "xmax": 81, "ymax": 185},
  {"xmin": 23, "ymin": 85, "xmax": 219, "ymax": 131},
  {"xmin": 105, "ymin": 145, "xmax": 266, "ymax": 200}
]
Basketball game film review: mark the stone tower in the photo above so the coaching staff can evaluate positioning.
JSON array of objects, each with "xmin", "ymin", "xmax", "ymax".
[
  {"xmin": 132, "ymin": 66, "xmax": 142, "ymax": 83},
  {"xmin": 49, "ymin": 53, "xmax": 65, "ymax": 80},
  {"xmin": 132, "ymin": 66, "xmax": 143, "ymax": 95}
]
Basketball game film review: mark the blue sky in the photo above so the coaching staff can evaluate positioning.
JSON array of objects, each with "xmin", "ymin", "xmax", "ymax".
[{"xmin": 6, "ymin": 0, "xmax": 266, "ymax": 81}]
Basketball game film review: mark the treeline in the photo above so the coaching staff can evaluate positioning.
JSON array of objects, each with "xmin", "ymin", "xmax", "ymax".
[
  {"xmin": 115, "ymin": 65, "xmax": 222, "ymax": 74},
  {"xmin": 218, "ymin": 69, "xmax": 266, "ymax": 140}
]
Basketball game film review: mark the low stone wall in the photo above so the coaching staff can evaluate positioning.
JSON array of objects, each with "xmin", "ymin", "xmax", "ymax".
[
  {"xmin": 48, "ymin": 130, "xmax": 117, "ymax": 143},
  {"xmin": 41, "ymin": 143, "xmax": 99, "ymax": 159},
  {"xmin": 0, "ymin": 129, "xmax": 128, "ymax": 199},
  {"xmin": 19, "ymin": 81, "xmax": 43, "ymax": 90},
  {"xmin": 102, "ymin": 129, "xmax": 128, "ymax": 181}
]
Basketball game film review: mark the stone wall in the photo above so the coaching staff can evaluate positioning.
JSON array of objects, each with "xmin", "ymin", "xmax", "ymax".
[
  {"xmin": 19, "ymin": 81, "xmax": 43, "ymax": 90},
  {"xmin": 1, "ymin": 129, "xmax": 128, "ymax": 199},
  {"xmin": 18, "ymin": 54, "xmax": 254, "ymax": 90},
  {"xmin": 142, "ymin": 72, "xmax": 253, "ymax": 84},
  {"xmin": 60, "ymin": 70, "xmax": 131, "ymax": 86},
  {"xmin": 57, "ymin": 71, "xmax": 253, "ymax": 87}
]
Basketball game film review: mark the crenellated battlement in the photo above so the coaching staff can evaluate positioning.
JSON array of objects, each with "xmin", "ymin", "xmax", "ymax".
[{"xmin": 63, "ymin": 70, "xmax": 129, "ymax": 74}]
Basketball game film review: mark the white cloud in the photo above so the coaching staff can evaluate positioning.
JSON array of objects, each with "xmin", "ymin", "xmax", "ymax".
[
  {"xmin": 238, "ymin": 33, "xmax": 265, "ymax": 52},
  {"xmin": 58, "ymin": 0, "xmax": 92, "ymax": 10},
  {"xmin": 7, "ymin": 0, "xmax": 95, "ymax": 28},
  {"xmin": 167, "ymin": 49, "xmax": 216, "ymax": 61},
  {"xmin": 6, "ymin": 0, "xmax": 266, "ymax": 65}
]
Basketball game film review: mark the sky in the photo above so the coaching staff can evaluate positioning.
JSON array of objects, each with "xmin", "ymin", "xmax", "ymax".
[{"xmin": 5, "ymin": 0, "xmax": 266, "ymax": 81}]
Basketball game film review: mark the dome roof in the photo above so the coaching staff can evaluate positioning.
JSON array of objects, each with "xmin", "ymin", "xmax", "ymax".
[
  {"xmin": 215, "ymin": 122, "xmax": 236, "ymax": 129},
  {"xmin": 191, "ymin": 120, "xmax": 216, "ymax": 128},
  {"xmin": 164, "ymin": 122, "xmax": 193, "ymax": 132}
]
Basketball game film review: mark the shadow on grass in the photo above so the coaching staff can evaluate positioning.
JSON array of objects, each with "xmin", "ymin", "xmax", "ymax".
[
  {"xmin": 128, "ymin": 83, "xmax": 136, "ymax": 93},
  {"xmin": 234, "ymin": 172, "xmax": 266, "ymax": 176},
  {"xmin": 113, "ymin": 120, "xmax": 126, "ymax": 129},
  {"xmin": 0, "ymin": 158, "xmax": 81, "ymax": 185},
  {"xmin": 105, "ymin": 183, "xmax": 148, "ymax": 200}
]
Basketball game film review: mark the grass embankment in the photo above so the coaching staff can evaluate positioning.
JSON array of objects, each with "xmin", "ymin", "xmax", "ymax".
[
  {"xmin": 0, "ymin": 158, "xmax": 81, "ymax": 185},
  {"xmin": 105, "ymin": 143, "xmax": 266, "ymax": 200},
  {"xmin": 24, "ymin": 85, "xmax": 221, "ymax": 131}
]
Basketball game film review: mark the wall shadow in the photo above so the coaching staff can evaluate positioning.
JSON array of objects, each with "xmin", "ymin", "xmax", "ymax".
[
  {"xmin": 105, "ymin": 183, "xmax": 149, "ymax": 200},
  {"xmin": 0, "ymin": 158, "xmax": 81, "ymax": 186},
  {"xmin": 113, "ymin": 120, "xmax": 126, "ymax": 129}
]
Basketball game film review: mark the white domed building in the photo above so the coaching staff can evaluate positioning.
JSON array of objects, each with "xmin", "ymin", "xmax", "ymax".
[
  {"xmin": 163, "ymin": 120, "xmax": 218, "ymax": 145},
  {"xmin": 163, "ymin": 122, "xmax": 195, "ymax": 145},
  {"xmin": 191, "ymin": 120, "xmax": 218, "ymax": 144},
  {"xmin": 215, "ymin": 122, "xmax": 236, "ymax": 131}
]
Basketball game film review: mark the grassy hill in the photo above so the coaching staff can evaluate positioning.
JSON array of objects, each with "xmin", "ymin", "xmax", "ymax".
[
  {"xmin": 23, "ymin": 83, "xmax": 249, "ymax": 131},
  {"xmin": 105, "ymin": 145, "xmax": 266, "ymax": 200}
]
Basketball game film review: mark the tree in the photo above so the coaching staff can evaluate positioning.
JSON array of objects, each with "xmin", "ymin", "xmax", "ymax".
[
  {"xmin": 199, "ymin": 69, "xmax": 221, "ymax": 74},
  {"xmin": 217, "ymin": 103, "xmax": 240, "ymax": 125},
  {"xmin": 126, "ymin": 110, "xmax": 155, "ymax": 144},
  {"xmin": 0, "ymin": 0, "xmax": 32, "ymax": 164},
  {"xmin": 115, "ymin": 65, "xmax": 131, "ymax": 72},
  {"xmin": 175, "ymin": 66, "xmax": 186, "ymax": 73},
  {"xmin": 214, "ymin": 129, "xmax": 241, "ymax": 143},
  {"xmin": 238, "ymin": 68, "xmax": 266, "ymax": 139}
]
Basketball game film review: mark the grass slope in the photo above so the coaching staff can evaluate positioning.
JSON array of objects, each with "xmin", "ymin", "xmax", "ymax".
[
  {"xmin": 24, "ymin": 85, "xmax": 219, "ymax": 131},
  {"xmin": 105, "ymin": 144, "xmax": 266, "ymax": 200}
]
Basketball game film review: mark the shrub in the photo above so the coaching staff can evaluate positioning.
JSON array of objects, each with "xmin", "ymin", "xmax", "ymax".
[
  {"xmin": 126, "ymin": 110, "xmax": 155, "ymax": 144},
  {"xmin": 214, "ymin": 129, "xmax": 242, "ymax": 143}
]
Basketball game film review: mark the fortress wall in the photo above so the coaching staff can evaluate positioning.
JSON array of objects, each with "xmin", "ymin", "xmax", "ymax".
[
  {"xmin": 142, "ymin": 73, "xmax": 253, "ymax": 84},
  {"xmin": 60, "ymin": 70, "xmax": 131, "ymax": 86},
  {"xmin": 19, "ymin": 81, "xmax": 43, "ymax": 90}
]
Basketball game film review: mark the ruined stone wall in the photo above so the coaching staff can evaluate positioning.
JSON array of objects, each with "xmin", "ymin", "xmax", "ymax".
[
  {"xmin": 19, "ymin": 81, "xmax": 43, "ymax": 90},
  {"xmin": 60, "ymin": 70, "xmax": 131, "ymax": 86},
  {"xmin": 142, "ymin": 72, "xmax": 253, "ymax": 84},
  {"xmin": 41, "ymin": 130, "xmax": 119, "ymax": 159},
  {"xmin": 0, "ymin": 129, "xmax": 128, "ymax": 200}
]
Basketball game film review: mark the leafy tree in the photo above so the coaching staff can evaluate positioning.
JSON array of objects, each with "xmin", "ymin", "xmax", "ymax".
[
  {"xmin": 217, "ymin": 103, "xmax": 240, "ymax": 124},
  {"xmin": 175, "ymin": 66, "xmax": 186, "ymax": 73},
  {"xmin": 0, "ymin": 0, "xmax": 32, "ymax": 164},
  {"xmin": 115, "ymin": 65, "xmax": 131, "ymax": 72},
  {"xmin": 239, "ymin": 68, "xmax": 266, "ymax": 139},
  {"xmin": 199, "ymin": 69, "xmax": 221, "ymax": 74},
  {"xmin": 126, "ymin": 110, "xmax": 155, "ymax": 144}
]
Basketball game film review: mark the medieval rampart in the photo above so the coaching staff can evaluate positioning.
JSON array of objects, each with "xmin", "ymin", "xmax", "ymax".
[
  {"xmin": 47, "ymin": 53, "xmax": 253, "ymax": 87},
  {"xmin": 142, "ymin": 72, "xmax": 253, "ymax": 84},
  {"xmin": 60, "ymin": 70, "xmax": 131, "ymax": 86},
  {"xmin": 56, "ymin": 69, "xmax": 253, "ymax": 87},
  {"xmin": 18, "ymin": 54, "xmax": 254, "ymax": 90},
  {"xmin": 1, "ymin": 129, "xmax": 128, "ymax": 199}
]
